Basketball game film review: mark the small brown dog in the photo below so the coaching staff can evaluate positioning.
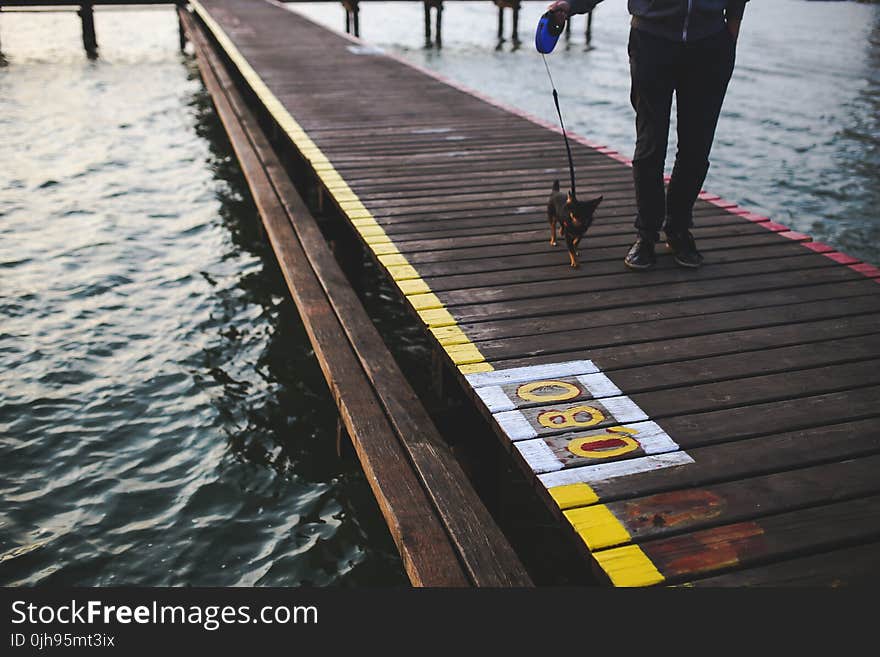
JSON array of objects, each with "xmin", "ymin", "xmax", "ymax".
[{"xmin": 547, "ymin": 179, "xmax": 603, "ymax": 268}]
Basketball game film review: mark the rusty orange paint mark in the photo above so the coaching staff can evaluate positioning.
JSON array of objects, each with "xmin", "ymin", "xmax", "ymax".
[
  {"xmin": 648, "ymin": 522, "xmax": 766, "ymax": 578},
  {"xmin": 622, "ymin": 489, "xmax": 726, "ymax": 533}
]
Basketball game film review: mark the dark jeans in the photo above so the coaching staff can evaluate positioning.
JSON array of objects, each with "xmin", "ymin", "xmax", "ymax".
[{"xmin": 628, "ymin": 26, "xmax": 736, "ymax": 241}]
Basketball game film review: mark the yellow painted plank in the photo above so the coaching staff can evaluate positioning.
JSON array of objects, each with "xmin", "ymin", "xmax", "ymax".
[
  {"xmin": 443, "ymin": 343, "xmax": 486, "ymax": 365},
  {"xmin": 364, "ymin": 233, "xmax": 393, "ymax": 245},
  {"xmin": 459, "ymin": 362, "xmax": 495, "ymax": 374},
  {"xmin": 355, "ymin": 225, "xmax": 386, "ymax": 237},
  {"xmin": 370, "ymin": 243, "xmax": 401, "ymax": 256},
  {"xmin": 418, "ymin": 307, "xmax": 457, "ymax": 328},
  {"xmin": 387, "ymin": 264, "xmax": 420, "ymax": 281},
  {"xmin": 431, "ymin": 325, "xmax": 470, "ymax": 346},
  {"xmin": 593, "ymin": 545, "xmax": 665, "ymax": 587},
  {"xmin": 379, "ymin": 254, "xmax": 408, "ymax": 267},
  {"xmin": 397, "ymin": 279, "xmax": 431, "ymax": 296},
  {"xmin": 408, "ymin": 292, "xmax": 443, "ymax": 311},
  {"xmin": 548, "ymin": 483, "xmax": 599, "ymax": 510},
  {"xmin": 564, "ymin": 505, "xmax": 631, "ymax": 551}
]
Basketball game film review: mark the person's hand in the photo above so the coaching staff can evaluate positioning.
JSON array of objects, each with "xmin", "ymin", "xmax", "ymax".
[{"xmin": 547, "ymin": 0, "xmax": 571, "ymax": 25}]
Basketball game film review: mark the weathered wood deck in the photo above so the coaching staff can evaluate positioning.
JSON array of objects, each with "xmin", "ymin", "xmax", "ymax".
[{"xmin": 188, "ymin": 0, "xmax": 880, "ymax": 586}]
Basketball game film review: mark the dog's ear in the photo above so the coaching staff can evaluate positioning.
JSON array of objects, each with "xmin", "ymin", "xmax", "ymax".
[{"xmin": 585, "ymin": 195, "xmax": 603, "ymax": 214}]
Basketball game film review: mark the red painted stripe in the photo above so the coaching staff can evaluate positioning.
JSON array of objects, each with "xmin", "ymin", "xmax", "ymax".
[
  {"xmin": 763, "ymin": 222, "xmax": 790, "ymax": 232},
  {"xmin": 849, "ymin": 263, "xmax": 880, "ymax": 278},
  {"xmin": 804, "ymin": 242, "xmax": 835, "ymax": 253},
  {"xmin": 824, "ymin": 252, "xmax": 861, "ymax": 265},
  {"xmin": 779, "ymin": 231, "xmax": 811, "ymax": 241}
]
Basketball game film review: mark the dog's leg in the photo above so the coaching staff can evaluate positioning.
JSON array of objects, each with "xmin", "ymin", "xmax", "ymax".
[
  {"xmin": 548, "ymin": 209, "xmax": 557, "ymax": 246},
  {"xmin": 573, "ymin": 237, "xmax": 581, "ymax": 257},
  {"xmin": 567, "ymin": 236, "xmax": 579, "ymax": 269}
]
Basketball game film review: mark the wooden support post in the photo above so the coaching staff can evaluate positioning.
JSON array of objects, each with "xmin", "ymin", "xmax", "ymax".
[
  {"xmin": 586, "ymin": 9, "xmax": 593, "ymax": 44},
  {"xmin": 352, "ymin": 1, "xmax": 359, "ymax": 38},
  {"xmin": 79, "ymin": 3, "xmax": 97, "ymax": 58},
  {"xmin": 496, "ymin": 6, "xmax": 503, "ymax": 41},
  {"xmin": 565, "ymin": 13, "xmax": 572, "ymax": 41},
  {"xmin": 435, "ymin": 2, "xmax": 442, "ymax": 48},
  {"xmin": 511, "ymin": 1, "xmax": 519, "ymax": 43},
  {"xmin": 423, "ymin": 1, "xmax": 431, "ymax": 46},
  {"xmin": 177, "ymin": 8, "xmax": 187, "ymax": 53},
  {"xmin": 344, "ymin": 4, "xmax": 350, "ymax": 34}
]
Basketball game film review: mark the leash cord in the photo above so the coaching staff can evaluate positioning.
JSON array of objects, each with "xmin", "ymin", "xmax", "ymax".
[{"xmin": 542, "ymin": 53, "xmax": 576, "ymax": 197}]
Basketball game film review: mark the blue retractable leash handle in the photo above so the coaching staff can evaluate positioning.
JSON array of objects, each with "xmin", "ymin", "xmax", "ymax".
[
  {"xmin": 535, "ymin": 10, "xmax": 565, "ymax": 54},
  {"xmin": 536, "ymin": 11, "xmax": 577, "ymax": 197}
]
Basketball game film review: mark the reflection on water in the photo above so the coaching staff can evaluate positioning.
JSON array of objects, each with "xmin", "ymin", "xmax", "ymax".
[
  {"xmin": 0, "ymin": 9, "xmax": 405, "ymax": 586},
  {"xmin": 292, "ymin": 0, "xmax": 880, "ymax": 265}
]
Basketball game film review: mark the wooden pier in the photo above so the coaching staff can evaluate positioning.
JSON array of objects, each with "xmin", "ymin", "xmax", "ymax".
[{"xmin": 183, "ymin": 0, "xmax": 880, "ymax": 586}]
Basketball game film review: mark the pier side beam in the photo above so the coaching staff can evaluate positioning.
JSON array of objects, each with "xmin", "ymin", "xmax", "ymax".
[{"xmin": 79, "ymin": 2, "xmax": 98, "ymax": 58}]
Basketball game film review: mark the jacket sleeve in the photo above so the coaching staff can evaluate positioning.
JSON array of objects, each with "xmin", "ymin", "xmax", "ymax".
[
  {"xmin": 568, "ymin": 0, "xmax": 604, "ymax": 17},
  {"xmin": 725, "ymin": 0, "xmax": 748, "ymax": 21}
]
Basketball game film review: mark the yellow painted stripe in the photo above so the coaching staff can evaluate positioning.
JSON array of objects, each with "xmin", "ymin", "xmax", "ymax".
[
  {"xmin": 397, "ymin": 279, "xmax": 431, "ymax": 296},
  {"xmin": 593, "ymin": 545, "xmax": 665, "ymax": 587},
  {"xmin": 444, "ymin": 343, "xmax": 487, "ymax": 365},
  {"xmin": 564, "ymin": 505, "xmax": 631, "ymax": 551},
  {"xmin": 548, "ymin": 483, "xmax": 599, "ymax": 510},
  {"xmin": 189, "ymin": 0, "xmax": 493, "ymax": 380},
  {"xmin": 387, "ymin": 264, "xmax": 420, "ymax": 281},
  {"xmin": 459, "ymin": 362, "xmax": 494, "ymax": 375},
  {"xmin": 363, "ymin": 233, "xmax": 393, "ymax": 245},
  {"xmin": 408, "ymin": 293, "xmax": 443, "ymax": 311},
  {"xmin": 378, "ymin": 254, "xmax": 408, "ymax": 267},
  {"xmin": 371, "ymin": 242, "xmax": 401, "ymax": 256},
  {"xmin": 418, "ymin": 308, "xmax": 457, "ymax": 328},
  {"xmin": 431, "ymin": 325, "xmax": 470, "ymax": 346},
  {"xmin": 356, "ymin": 225, "xmax": 386, "ymax": 237}
]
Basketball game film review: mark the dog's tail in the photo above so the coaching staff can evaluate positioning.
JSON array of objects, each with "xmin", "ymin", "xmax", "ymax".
[{"xmin": 551, "ymin": 179, "xmax": 560, "ymax": 192}]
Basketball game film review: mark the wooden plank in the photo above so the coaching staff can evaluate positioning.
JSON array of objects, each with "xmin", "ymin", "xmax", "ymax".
[
  {"xmin": 185, "ymin": 7, "xmax": 531, "ymax": 587},
  {"xmin": 686, "ymin": 541, "xmax": 880, "ymax": 586},
  {"xmin": 470, "ymin": 289, "xmax": 880, "ymax": 350},
  {"xmin": 592, "ymin": 494, "xmax": 880, "ymax": 585},
  {"xmin": 182, "ymin": 7, "xmax": 470, "ymax": 587},
  {"xmin": 565, "ymin": 454, "xmax": 880, "ymax": 550},
  {"xmin": 536, "ymin": 385, "xmax": 880, "ymax": 491},
  {"xmin": 440, "ymin": 270, "xmax": 873, "ymax": 328},
  {"xmin": 541, "ymin": 418, "xmax": 880, "ymax": 508}
]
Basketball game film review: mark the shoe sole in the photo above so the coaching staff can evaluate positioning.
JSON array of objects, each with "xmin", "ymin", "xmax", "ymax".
[
  {"xmin": 673, "ymin": 256, "xmax": 702, "ymax": 269},
  {"xmin": 624, "ymin": 259, "xmax": 655, "ymax": 271}
]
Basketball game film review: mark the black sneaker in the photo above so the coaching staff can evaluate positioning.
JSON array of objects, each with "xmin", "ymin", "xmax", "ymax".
[
  {"xmin": 624, "ymin": 237, "xmax": 656, "ymax": 271},
  {"xmin": 666, "ymin": 230, "xmax": 703, "ymax": 268}
]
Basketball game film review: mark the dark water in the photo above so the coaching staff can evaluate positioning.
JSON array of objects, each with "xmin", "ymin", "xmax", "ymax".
[
  {"xmin": 294, "ymin": 0, "xmax": 880, "ymax": 265},
  {"xmin": 1, "ymin": 2, "xmax": 877, "ymax": 588},
  {"xmin": 0, "ymin": 9, "xmax": 406, "ymax": 586}
]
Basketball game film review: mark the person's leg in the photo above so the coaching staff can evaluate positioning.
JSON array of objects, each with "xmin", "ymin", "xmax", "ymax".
[
  {"xmin": 665, "ymin": 28, "xmax": 736, "ymax": 241},
  {"xmin": 628, "ymin": 28, "xmax": 678, "ymax": 243}
]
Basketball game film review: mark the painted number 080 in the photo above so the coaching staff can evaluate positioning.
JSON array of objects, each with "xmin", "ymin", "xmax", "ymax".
[{"xmin": 537, "ymin": 405, "xmax": 605, "ymax": 429}]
